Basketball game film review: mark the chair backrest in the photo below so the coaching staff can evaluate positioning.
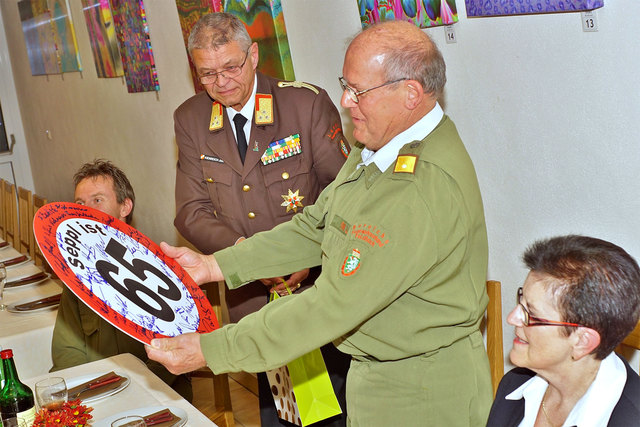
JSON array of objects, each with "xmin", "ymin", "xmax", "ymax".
[
  {"xmin": 17, "ymin": 187, "xmax": 33, "ymax": 255},
  {"xmin": 31, "ymin": 193, "xmax": 50, "ymax": 270},
  {"xmin": 0, "ymin": 178, "xmax": 6, "ymax": 239},
  {"xmin": 619, "ymin": 321, "xmax": 640, "ymax": 369},
  {"xmin": 2, "ymin": 180, "xmax": 18, "ymax": 247},
  {"xmin": 486, "ymin": 280, "xmax": 504, "ymax": 397}
]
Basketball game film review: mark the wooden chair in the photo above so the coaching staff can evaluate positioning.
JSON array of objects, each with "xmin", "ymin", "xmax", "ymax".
[
  {"xmin": 17, "ymin": 187, "xmax": 33, "ymax": 256},
  {"xmin": 2, "ymin": 180, "xmax": 18, "ymax": 248},
  {"xmin": 0, "ymin": 178, "xmax": 6, "ymax": 239},
  {"xmin": 618, "ymin": 321, "xmax": 640, "ymax": 369},
  {"xmin": 31, "ymin": 193, "xmax": 50, "ymax": 270},
  {"xmin": 190, "ymin": 281, "xmax": 235, "ymax": 427},
  {"xmin": 485, "ymin": 280, "xmax": 504, "ymax": 396}
]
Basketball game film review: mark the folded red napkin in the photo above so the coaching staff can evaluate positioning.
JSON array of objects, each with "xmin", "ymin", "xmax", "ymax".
[
  {"xmin": 143, "ymin": 408, "xmax": 181, "ymax": 427},
  {"xmin": 1, "ymin": 255, "xmax": 28, "ymax": 266},
  {"xmin": 5, "ymin": 272, "xmax": 48, "ymax": 288},
  {"xmin": 67, "ymin": 372, "xmax": 126, "ymax": 400},
  {"xmin": 13, "ymin": 293, "xmax": 61, "ymax": 311}
]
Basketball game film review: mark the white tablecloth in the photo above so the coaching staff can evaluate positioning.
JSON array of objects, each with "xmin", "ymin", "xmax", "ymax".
[
  {"xmin": 25, "ymin": 353, "xmax": 217, "ymax": 426},
  {"xmin": 0, "ymin": 260, "xmax": 62, "ymax": 378}
]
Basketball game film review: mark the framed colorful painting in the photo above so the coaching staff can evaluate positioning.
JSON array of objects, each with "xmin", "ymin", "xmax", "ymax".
[
  {"xmin": 174, "ymin": 0, "xmax": 294, "ymax": 93},
  {"xmin": 18, "ymin": 0, "xmax": 60, "ymax": 75},
  {"xmin": 358, "ymin": 0, "xmax": 458, "ymax": 28},
  {"xmin": 81, "ymin": 0, "xmax": 124, "ymax": 78},
  {"xmin": 48, "ymin": 0, "xmax": 82, "ymax": 72},
  {"xmin": 110, "ymin": 0, "xmax": 160, "ymax": 93},
  {"xmin": 465, "ymin": 0, "xmax": 604, "ymax": 17}
]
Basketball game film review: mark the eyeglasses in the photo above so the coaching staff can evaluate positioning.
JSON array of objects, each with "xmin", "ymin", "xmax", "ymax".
[
  {"xmin": 198, "ymin": 48, "xmax": 251, "ymax": 85},
  {"xmin": 338, "ymin": 76, "xmax": 407, "ymax": 104},
  {"xmin": 516, "ymin": 287, "xmax": 584, "ymax": 327}
]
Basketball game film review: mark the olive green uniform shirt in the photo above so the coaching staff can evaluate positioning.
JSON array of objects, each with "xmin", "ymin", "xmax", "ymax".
[{"xmin": 204, "ymin": 115, "xmax": 491, "ymax": 424}]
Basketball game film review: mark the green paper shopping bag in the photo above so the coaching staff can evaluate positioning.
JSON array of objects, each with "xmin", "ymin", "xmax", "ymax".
[{"xmin": 266, "ymin": 286, "xmax": 342, "ymax": 426}]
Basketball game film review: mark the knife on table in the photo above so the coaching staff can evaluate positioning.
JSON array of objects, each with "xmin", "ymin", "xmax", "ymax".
[
  {"xmin": 5, "ymin": 272, "xmax": 48, "ymax": 288},
  {"xmin": 13, "ymin": 293, "xmax": 61, "ymax": 311}
]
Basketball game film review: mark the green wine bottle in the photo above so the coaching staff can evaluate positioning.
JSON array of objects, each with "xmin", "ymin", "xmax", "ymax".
[{"xmin": 0, "ymin": 349, "xmax": 35, "ymax": 425}]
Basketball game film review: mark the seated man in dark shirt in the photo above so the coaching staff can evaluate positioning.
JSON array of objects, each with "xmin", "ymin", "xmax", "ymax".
[{"xmin": 50, "ymin": 159, "xmax": 192, "ymax": 401}]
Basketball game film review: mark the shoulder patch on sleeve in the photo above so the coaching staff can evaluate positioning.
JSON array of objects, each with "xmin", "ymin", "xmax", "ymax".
[
  {"xmin": 393, "ymin": 155, "xmax": 418, "ymax": 174},
  {"xmin": 277, "ymin": 80, "xmax": 319, "ymax": 94}
]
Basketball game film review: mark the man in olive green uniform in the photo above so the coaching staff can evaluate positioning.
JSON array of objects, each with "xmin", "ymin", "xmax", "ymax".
[
  {"xmin": 173, "ymin": 13, "xmax": 349, "ymax": 425},
  {"xmin": 148, "ymin": 20, "xmax": 493, "ymax": 426},
  {"xmin": 50, "ymin": 160, "xmax": 192, "ymax": 402}
]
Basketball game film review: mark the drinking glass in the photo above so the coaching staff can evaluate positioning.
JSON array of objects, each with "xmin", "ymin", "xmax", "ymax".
[
  {"xmin": 35, "ymin": 377, "xmax": 68, "ymax": 410},
  {"xmin": 1, "ymin": 417, "xmax": 26, "ymax": 427},
  {"xmin": 0, "ymin": 262, "xmax": 7, "ymax": 311},
  {"xmin": 111, "ymin": 415, "xmax": 147, "ymax": 427}
]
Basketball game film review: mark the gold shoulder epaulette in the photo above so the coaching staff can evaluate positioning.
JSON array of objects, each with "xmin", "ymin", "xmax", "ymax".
[
  {"xmin": 277, "ymin": 80, "xmax": 319, "ymax": 94},
  {"xmin": 393, "ymin": 155, "xmax": 418, "ymax": 174}
]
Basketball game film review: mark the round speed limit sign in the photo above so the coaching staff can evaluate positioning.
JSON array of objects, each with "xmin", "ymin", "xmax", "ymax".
[{"xmin": 34, "ymin": 202, "xmax": 218, "ymax": 344}]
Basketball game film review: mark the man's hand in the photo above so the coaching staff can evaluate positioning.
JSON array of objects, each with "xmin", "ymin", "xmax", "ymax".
[
  {"xmin": 160, "ymin": 242, "xmax": 224, "ymax": 285},
  {"xmin": 260, "ymin": 268, "xmax": 310, "ymax": 296},
  {"xmin": 145, "ymin": 333, "xmax": 206, "ymax": 375}
]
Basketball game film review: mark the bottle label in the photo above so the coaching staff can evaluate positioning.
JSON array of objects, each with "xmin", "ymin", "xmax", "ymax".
[{"xmin": 17, "ymin": 406, "xmax": 36, "ymax": 425}]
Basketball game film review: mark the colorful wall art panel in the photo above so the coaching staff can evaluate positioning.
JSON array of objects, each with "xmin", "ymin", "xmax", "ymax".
[
  {"xmin": 110, "ymin": 0, "xmax": 159, "ymax": 93},
  {"xmin": 81, "ymin": 0, "xmax": 124, "ymax": 78},
  {"xmin": 358, "ymin": 0, "xmax": 458, "ymax": 29},
  {"xmin": 175, "ymin": 0, "xmax": 222, "ymax": 92},
  {"xmin": 465, "ymin": 0, "xmax": 604, "ymax": 17},
  {"xmin": 48, "ymin": 0, "xmax": 82, "ymax": 72},
  {"xmin": 224, "ymin": 0, "xmax": 294, "ymax": 81},
  {"xmin": 18, "ymin": 0, "xmax": 59, "ymax": 75},
  {"xmin": 175, "ymin": 0, "xmax": 294, "ymax": 93}
]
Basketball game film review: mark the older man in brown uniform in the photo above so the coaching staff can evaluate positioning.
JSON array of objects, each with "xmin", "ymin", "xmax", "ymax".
[{"xmin": 172, "ymin": 12, "xmax": 349, "ymax": 426}]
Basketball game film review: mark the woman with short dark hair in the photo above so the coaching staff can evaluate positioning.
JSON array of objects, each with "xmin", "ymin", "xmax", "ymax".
[{"xmin": 487, "ymin": 235, "xmax": 640, "ymax": 427}]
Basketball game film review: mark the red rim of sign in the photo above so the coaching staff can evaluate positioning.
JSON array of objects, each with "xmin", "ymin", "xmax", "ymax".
[{"xmin": 33, "ymin": 201, "xmax": 218, "ymax": 344}]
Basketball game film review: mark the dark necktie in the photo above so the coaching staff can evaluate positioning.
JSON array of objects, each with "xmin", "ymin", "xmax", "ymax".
[{"xmin": 233, "ymin": 114, "xmax": 248, "ymax": 163}]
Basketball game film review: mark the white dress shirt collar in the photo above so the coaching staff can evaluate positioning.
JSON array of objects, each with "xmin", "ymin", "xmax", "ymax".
[
  {"xmin": 358, "ymin": 102, "xmax": 444, "ymax": 172},
  {"xmin": 227, "ymin": 74, "xmax": 257, "ymax": 142},
  {"xmin": 506, "ymin": 353, "xmax": 626, "ymax": 427}
]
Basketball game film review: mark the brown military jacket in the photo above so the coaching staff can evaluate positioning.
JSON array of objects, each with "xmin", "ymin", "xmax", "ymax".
[{"xmin": 174, "ymin": 72, "xmax": 348, "ymax": 321}]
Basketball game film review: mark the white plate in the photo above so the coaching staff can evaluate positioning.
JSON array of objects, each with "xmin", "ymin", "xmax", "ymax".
[
  {"xmin": 93, "ymin": 405, "xmax": 188, "ymax": 427},
  {"xmin": 6, "ymin": 294, "xmax": 61, "ymax": 313},
  {"xmin": 65, "ymin": 372, "xmax": 130, "ymax": 403}
]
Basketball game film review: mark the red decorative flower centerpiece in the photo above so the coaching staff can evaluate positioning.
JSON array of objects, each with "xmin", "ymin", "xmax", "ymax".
[{"xmin": 32, "ymin": 399, "xmax": 93, "ymax": 426}]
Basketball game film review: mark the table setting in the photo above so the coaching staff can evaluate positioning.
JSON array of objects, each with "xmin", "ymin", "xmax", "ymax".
[
  {"xmin": 0, "ymin": 240, "xmax": 63, "ymax": 379},
  {"xmin": 23, "ymin": 353, "xmax": 215, "ymax": 426}
]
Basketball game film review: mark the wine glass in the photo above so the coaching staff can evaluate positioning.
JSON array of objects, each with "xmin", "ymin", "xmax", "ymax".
[
  {"xmin": 1, "ymin": 417, "xmax": 26, "ymax": 427},
  {"xmin": 111, "ymin": 416, "xmax": 147, "ymax": 427},
  {"xmin": 35, "ymin": 377, "xmax": 68, "ymax": 410},
  {"xmin": 0, "ymin": 262, "xmax": 7, "ymax": 311}
]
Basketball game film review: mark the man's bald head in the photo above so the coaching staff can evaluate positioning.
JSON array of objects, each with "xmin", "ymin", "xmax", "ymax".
[{"xmin": 348, "ymin": 20, "xmax": 446, "ymax": 99}]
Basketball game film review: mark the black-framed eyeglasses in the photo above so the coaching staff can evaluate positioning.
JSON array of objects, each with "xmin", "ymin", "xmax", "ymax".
[
  {"xmin": 338, "ymin": 76, "xmax": 407, "ymax": 104},
  {"xmin": 198, "ymin": 47, "xmax": 251, "ymax": 85},
  {"xmin": 516, "ymin": 287, "xmax": 584, "ymax": 327}
]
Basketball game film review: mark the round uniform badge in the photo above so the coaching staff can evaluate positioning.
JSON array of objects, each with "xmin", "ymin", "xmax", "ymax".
[
  {"xmin": 33, "ymin": 202, "xmax": 218, "ymax": 344},
  {"xmin": 341, "ymin": 249, "xmax": 361, "ymax": 276}
]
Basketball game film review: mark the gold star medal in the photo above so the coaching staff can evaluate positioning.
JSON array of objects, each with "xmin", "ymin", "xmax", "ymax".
[{"xmin": 281, "ymin": 189, "xmax": 304, "ymax": 213}]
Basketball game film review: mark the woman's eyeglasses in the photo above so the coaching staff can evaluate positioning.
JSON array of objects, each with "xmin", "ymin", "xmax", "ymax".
[{"xmin": 516, "ymin": 287, "xmax": 584, "ymax": 327}]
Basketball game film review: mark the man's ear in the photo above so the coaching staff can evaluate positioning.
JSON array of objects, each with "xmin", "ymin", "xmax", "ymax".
[
  {"xmin": 119, "ymin": 198, "xmax": 133, "ymax": 221},
  {"xmin": 404, "ymin": 80, "xmax": 425, "ymax": 110},
  {"xmin": 572, "ymin": 327, "xmax": 601, "ymax": 360}
]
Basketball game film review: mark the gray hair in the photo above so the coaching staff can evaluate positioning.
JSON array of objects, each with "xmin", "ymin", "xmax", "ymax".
[
  {"xmin": 188, "ymin": 12, "xmax": 252, "ymax": 56},
  {"xmin": 357, "ymin": 21, "xmax": 447, "ymax": 98}
]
